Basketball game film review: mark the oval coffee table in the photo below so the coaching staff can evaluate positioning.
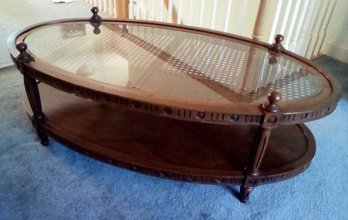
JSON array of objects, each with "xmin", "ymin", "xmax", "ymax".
[{"xmin": 8, "ymin": 8, "xmax": 341, "ymax": 202}]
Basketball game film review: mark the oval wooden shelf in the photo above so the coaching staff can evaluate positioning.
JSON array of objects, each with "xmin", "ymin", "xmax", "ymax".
[{"xmin": 23, "ymin": 83, "xmax": 315, "ymax": 185}]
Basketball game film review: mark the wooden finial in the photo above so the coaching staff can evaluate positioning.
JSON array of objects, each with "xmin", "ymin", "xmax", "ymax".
[
  {"xmin": 16, "ymin": 42, "xmax": 33, "ymax": 62},
  {"xmin": 91, "ymin": 7, "xmax": 101, "ymax": 22},
  {"xmin": 270, "ymin": 34, "xmax": 284, "ymax": 53},
  {"xmin": 90, "ymin": 7, "xmax": 102, "ymax": 34},
  {"xmin": 264, "ymin": 92, "xmax": 281, "ymax": 113}
]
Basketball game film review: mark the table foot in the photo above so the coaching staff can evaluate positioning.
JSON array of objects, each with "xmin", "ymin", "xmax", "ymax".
[
  {"xmin": 239, "ymin": 183, "xmax": 253, "ymax": 203},
  {"xmin": 38, "ymin": 130, "xmax": 49, "ymax": 146},
  {"xmin": 31, "ymin": 117, "xmax": 49, "ymax": 146}
]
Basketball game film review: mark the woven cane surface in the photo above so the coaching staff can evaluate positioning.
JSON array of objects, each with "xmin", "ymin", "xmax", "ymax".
[{"xmin": 24, "ymin": 21, "xmax": 326, "ymax": 104}]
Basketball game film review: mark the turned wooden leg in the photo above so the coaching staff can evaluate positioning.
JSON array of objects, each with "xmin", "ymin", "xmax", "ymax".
[
  {"xmin": 240, "ymin": 92, "xmax": 281, "ymax": 202},
  {"xmin": 23, "ymin": 74, "xmax": 49, "ymax": 146},
  {"xmin": 240, "ymin": 126, "xmax": 271, "ymax": 202},
  {"xmin": 240, "ymin": 182, "xmax": 253, "ymax": 203},
  {"xmin": 16, "ymin": 42, "xmax": 49, "ymax": 146},
  {"xmin": 37, "ymin": 126, "xmax": 49, "ymax": 146}
]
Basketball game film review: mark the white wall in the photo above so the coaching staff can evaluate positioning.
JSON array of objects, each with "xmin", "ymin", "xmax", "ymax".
[
  {"xmin": 130, "ymin": 0, "xmax": 259, "ymax": 38},
  {"xmin": 322, "ymin": 0, "xmax": 348, "ymax": 63},
  {"xmin": 127, "ymin": 0, "xmax": 346, "ymax": 62},
  {"xmin": 173, "ymin": 0, "xmax": 259, "ymax": 38}
]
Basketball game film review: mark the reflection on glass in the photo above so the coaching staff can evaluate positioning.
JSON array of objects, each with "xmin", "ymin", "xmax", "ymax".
[{"xmin": 24, "ymin": 21, "xmax": 326, "ymax": 103}]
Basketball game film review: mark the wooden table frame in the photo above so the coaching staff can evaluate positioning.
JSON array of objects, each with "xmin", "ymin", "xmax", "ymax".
[{"xmin": 8, "ymin": 8, "xmax": 341, "ymax": 203}]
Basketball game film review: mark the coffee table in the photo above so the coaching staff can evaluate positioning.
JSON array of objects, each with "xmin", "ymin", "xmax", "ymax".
[{"xmin": 8, "ymin": 8, "xmax": 341, "ymax": 202}]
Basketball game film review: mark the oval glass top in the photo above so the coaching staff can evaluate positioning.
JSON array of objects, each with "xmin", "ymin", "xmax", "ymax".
[{"xmin": 22, "ymin": 21, "xmax": 328, "ymax": 105}]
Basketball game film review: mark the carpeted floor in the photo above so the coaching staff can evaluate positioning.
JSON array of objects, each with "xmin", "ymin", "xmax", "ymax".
[
  {"xmin": 0, "ymin": 56, "xmax": 347, "ymax": 219},
  {"xmin": 2, "ymin": 1, "xmax": 346, "ymax": 219}
]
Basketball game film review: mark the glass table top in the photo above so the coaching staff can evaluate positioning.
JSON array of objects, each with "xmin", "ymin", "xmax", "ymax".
[{"xmin": 22, "ymin": 21, "xmax": 327, "ymax": 104}]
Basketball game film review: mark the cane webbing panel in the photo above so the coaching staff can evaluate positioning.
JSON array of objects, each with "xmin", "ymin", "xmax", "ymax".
[{"xmin": 24, "ymin": 21, "xmax": 326, "ymax": 104}]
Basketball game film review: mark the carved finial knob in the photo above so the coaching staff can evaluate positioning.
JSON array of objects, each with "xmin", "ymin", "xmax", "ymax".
[
  {"xmin": 90, "ymin": 7, "xmax": 101, "ymax": 22},
  {"xmin": 268, "ymin": 92, "xmax": 281, "ymax": 105},
  {"xmin": 264, "ymin": 91, "xmax": 281, "ymax": 113},
  {"xmin": 91, "ymin": 6, "xmax": 98, "ymax": 15},
  {"xmin": 274, "ymin": 34, "xmax": 284, "ymax": 44},
  {"xmin": 90, "ymin": 7, "xmax": 102, "ymax": 34},
  {"xmin": 16, "ymin": 42, "xmax": 33, "ymax": 62},
  {"xmin": 270, "ymin": 34, "xmax": 284, "ymax": 53},
  {"xmin": 16, "ymin": 42, "xmax": 27, "ymax": 53}
]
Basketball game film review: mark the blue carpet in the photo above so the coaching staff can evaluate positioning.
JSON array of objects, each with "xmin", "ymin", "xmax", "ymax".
[{"xmin": 0, "ymin": 57, "xmax": 347, "ymax": 219}]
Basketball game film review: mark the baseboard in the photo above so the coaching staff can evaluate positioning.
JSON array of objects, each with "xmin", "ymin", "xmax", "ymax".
[
  {"xmin": 0, "ymin": 61, "xmax": 14, "ymax": 69},
  {"xmin": 310, "ymin": 53, "xmax": 326, "ymax": 61},
  {"xmin": 0, "ymin": 64, "xmax": 15, "ymax": 72},
  {"xmin": 322, "ymin": 40, "xmax": 348, "ymax": 64}
]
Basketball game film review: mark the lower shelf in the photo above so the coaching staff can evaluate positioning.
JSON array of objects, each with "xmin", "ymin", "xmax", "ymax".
[{"xmin": 24, "ymin": 83, "xmax": 315, "ymax": 186}]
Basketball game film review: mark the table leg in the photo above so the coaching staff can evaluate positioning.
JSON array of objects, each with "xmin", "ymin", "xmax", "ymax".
[
  {"xmin": 239, "ymin": 92, "xmax": 281, "ymax": 202},
  {"xmin": 240, "ymin": 126, "xmax": 272, "ymax": 202},
  {"xmin": 15, "ymin": 42, "xmax": 49, "ymax": 146},
  {"xmin": 23, "ymin": 74, "xmax": 49, "ymax": 146}
]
